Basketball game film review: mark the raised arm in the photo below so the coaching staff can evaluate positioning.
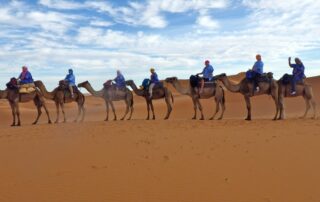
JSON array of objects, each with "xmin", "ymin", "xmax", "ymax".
[{"xmin": 288, "ymin": 57, "xmax": 293, "ymax": 68}]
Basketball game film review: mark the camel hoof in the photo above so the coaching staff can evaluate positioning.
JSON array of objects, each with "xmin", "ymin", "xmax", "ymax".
[
  {"xmin": 32, "ymin": 122, "xmax": 37, "ymax": 125},
  {"xmin": 48, "ymin": 120, "xmax": 52, "ymax": 124},
  {"xmin": 192, "ymin": 117, "xmax": 196, "ymax": 120},
  {"xmin": 11, "ymin": 124, "xmax": 15, "ymax": 127},
  {"xmin": 164, "ymin": 117, "xmax": 168, "ymax": 120},
  {"xmin": 218, "ymin": 117, "xmax": 223, "ymax": 120},
  {"xmin": 199, "ymin": 118, "xmax": 204, "ymax": 121},
  {"xmin": 209, "ymin": 117, "xmax": 214, "ymax": 120},
  {"xmin": 120, "ymin": 118, "xmax": 124, "ymax": 121},
  {"xmin": 245, "ymin": 118, "xmax": 251, "ymax": 121}
]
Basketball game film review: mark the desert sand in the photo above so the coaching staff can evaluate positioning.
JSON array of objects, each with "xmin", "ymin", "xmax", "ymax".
[{"xmin": 0, "ymin": 74, "xmax": 320, "ymax": 202}]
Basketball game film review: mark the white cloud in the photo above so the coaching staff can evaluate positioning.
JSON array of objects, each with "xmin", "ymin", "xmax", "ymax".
[
  {"xmin": 1, "ymin": 0, "xmax": 320, "ymax": 90},
  {"xmin": 39, "ymin": 0, "xmax": 84, "ymax": 10},
  {"xmin": 38, "ymin": 0, "xmax": 228, "ymax": 29},
  {"xmin": 90, "ymin": 20, "xmax": 114, "ymax": 27},
  {"xmin": 196, "ymin": 10, "xmax": 219, "ymax": 29}
]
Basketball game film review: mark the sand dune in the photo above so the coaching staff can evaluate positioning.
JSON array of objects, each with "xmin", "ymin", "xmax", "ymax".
[{"xmin": 0, "ymin": 75, "xmax": 320, "ymax": 202}]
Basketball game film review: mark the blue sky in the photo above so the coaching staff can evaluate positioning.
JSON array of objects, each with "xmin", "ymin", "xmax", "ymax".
[{"xmin": 0, "ymin": 0, "xmax": 319, "ymax": 90}]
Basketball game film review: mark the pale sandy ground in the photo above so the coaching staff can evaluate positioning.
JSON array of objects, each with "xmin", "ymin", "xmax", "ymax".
[{"xmin": 0, "ymin": 74, "xmax": 320, "ymax": 202}]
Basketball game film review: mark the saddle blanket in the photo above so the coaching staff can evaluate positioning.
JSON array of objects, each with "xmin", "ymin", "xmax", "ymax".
[{"xmin": 19, "ymin": 83, "xmax": 36, "ymax": 94}]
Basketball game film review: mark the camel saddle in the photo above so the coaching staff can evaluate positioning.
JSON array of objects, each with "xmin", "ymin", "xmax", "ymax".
[
  {"xmin": 6, "ymin": 78, "xmax": 35, "ymax": 94},
  {"xmin": 58, "ymin": 80, "xmax": 79, "ymax": 93},
  {"xmin": 19, "ymin": 83, "xmax": 36, "ymax": 94},
  {"xmin": 103, "ymin": 80, "xmax": 126, "ymax": 91},
  {"xmin": 279, "ymin": 74, "xmax": 305, "ymax": 85},
  {"xmin": 189, "ymin": 75, "xmax": 216, "ymax": 88},
  {"xmin": 140, "ymin": 79, "xmax": 164, "ymax": 90},
  {"xmin": 246, "ymin": 71, "xmax": 273, "ymax": 83}
]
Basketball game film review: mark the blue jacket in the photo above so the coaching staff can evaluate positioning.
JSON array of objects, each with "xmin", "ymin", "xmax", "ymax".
[
  {"xmin": 65, "ymin": 73, "xmax": 76, "ymax": 86},
  {"xmin": 290, "ymin": 63, "xmax": 305, "ymax": 80},
  {"xmin": 252, "ymin": 61, "xmax": 264, "ymax": 74},
  {"xmin": 150, "ymin": 72, "xmax": 160, "ymax": 84},
  {"xmin": 114, "ymin": 74, "xmax": 126, "ymax": 87},
  {"xmin": 19, "ymin": 71, "xmax": 33, "ymax": 84},
  {"xmin": 201, "ymin": 64, "xmax": 214, "ymax": 80}
]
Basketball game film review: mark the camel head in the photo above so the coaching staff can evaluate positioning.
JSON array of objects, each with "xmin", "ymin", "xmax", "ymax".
[
  {"xmin": 77, "ymin": 81, "xmax": 89, "ymax": 88},
  {"xmin": 165, "ymin": 77, "xmax": 178, "ymax": 83}
]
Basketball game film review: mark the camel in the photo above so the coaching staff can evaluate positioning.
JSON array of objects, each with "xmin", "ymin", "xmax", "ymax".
[
  {"xmin": 165, "ymin": 77, "xmax": 225, "ymax": 120},
  {"xmin": 34, "ymin": 80, "xmax": 85, "ymax": 123},
  {"xmin": 125, "ymin": 80, "xmax": 173, "ymax": 120},
  {"xmin": 277, "ymin": 78, "xmax": 317, "ymax": 119},
  {"xmin": 77, "ymin": 81, "xmax": 134, "ymax": 121},
  {"xmin": 0, "ymin": 88, "xmax": 52, "ymax": 126},
  {"xmin": 215, "ymin": 73, "xmax": 279, "ymax": 120}
]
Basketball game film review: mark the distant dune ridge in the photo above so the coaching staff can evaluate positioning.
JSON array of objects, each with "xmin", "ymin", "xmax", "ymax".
[{"xmin": 0, "ymin": 73, "xmax": 320, "ymax": 202}]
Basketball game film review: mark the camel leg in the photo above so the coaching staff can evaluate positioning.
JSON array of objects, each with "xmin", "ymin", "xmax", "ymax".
[
  {"xmin": 192, "ymin": 97, "xmax": 197, "ymax": 120},
  {"xmin": 74, "ymin": 101, "xmax": 83, "ymax": 122},
  {"xmin": 218, "ymin": 98, "xmax": 226, "ymax": 120},
  {"xmin": 54, "ymin": 102, "xmax": 60, "ymax": 123},
  {"xmin": 60, "ymin": 103, "xmax": 67, "ymax": 123},
  {"xmin": 164, "ymin": 93, "xmax": 172, "ymax": 120},
  {"xmin": 244, "ymin": 95, "xmax": 251, "ymax": 121},
  {"xmin": 300, "ymin": 95, "xmax": 311, "ymax": 119},
  {"xmin": 209, "ymin": 98, "xmax": 220, "ymax": 120},
  {"xmin": 278, "ymin": 95, "xmax": 285, "ymax": 120},
  {"xmin": 121, "ymin": 100, "xmax": 130, "ymax": 120},
  {"xmin": 81, "ymin": 95, "xmax": 86, "ymax": 122},
  {"xmin": 150, "ymin": 100, "xmax": 156, "ymax": 120},
  {"xmin": 32, "ymin": 104, "xmax": 42, "ymax": 125},
  {"xmin": 10, "ymin": 102, "xmax": 16, "ymax": 126},
  {"xmin": 196, "ymin": 99, "xmax": 204, "ymax": 120},
  {"xmin": 105, "ymin": 101, "xmax": 109, "ymax": 121},
  {"xmin": 127, "ymin": 99, "xmax": 134, "ymax": 120},
  {"xmin": 15, "ymin": 103, "xmax": 21, "ymax": 126},
  {"xmin": 311, "ymin": 99, "xmax": 317, "ymax": 119},
  {"xmin": 42, "ymin": 102, "xmax": 52, "ymax": 124},
  {"xmin": 109, "ymin": 101, "xmax": 117, "ymax": 121},
  {"xmin": 146, "ymin": 100, "xmax": 150, "ymax": 120},
  {"xmin": 271, "ymin": 93, "xmax": 279, "ymax": 121}
]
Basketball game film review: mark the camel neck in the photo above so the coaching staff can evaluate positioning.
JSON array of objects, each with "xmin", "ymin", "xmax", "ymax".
[
  {"xmin": 221, "ymin": 77, "xmax": 241, "ymax": 93},
  {"xmin": 36, "ymin": 81, "xmax": 55, "ymax": 100},
  {"xmin": 83, "ymin": 83, "xmax": 104, "ymax": 97},
  {"xmin": 128, "ymin": 82, "xmax": 144, "ymax": 96},
  {"xmin": 171, "ymin": 80, "xmax": 190, "ymax": 95}
]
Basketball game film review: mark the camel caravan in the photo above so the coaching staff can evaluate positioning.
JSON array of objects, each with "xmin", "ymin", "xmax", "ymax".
[{"xmin": 0, "ymin": 55, "xmax": 317, "ymax": 126}]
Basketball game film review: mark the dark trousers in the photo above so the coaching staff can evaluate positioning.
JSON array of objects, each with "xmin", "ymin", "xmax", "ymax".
[
  {"xmin": 250, "ymin": 72, "xmax": 261, "ymax": 89},
  {"xmin": 291, "ymin": 76, "xmax": 302, "ymax": 92}
]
